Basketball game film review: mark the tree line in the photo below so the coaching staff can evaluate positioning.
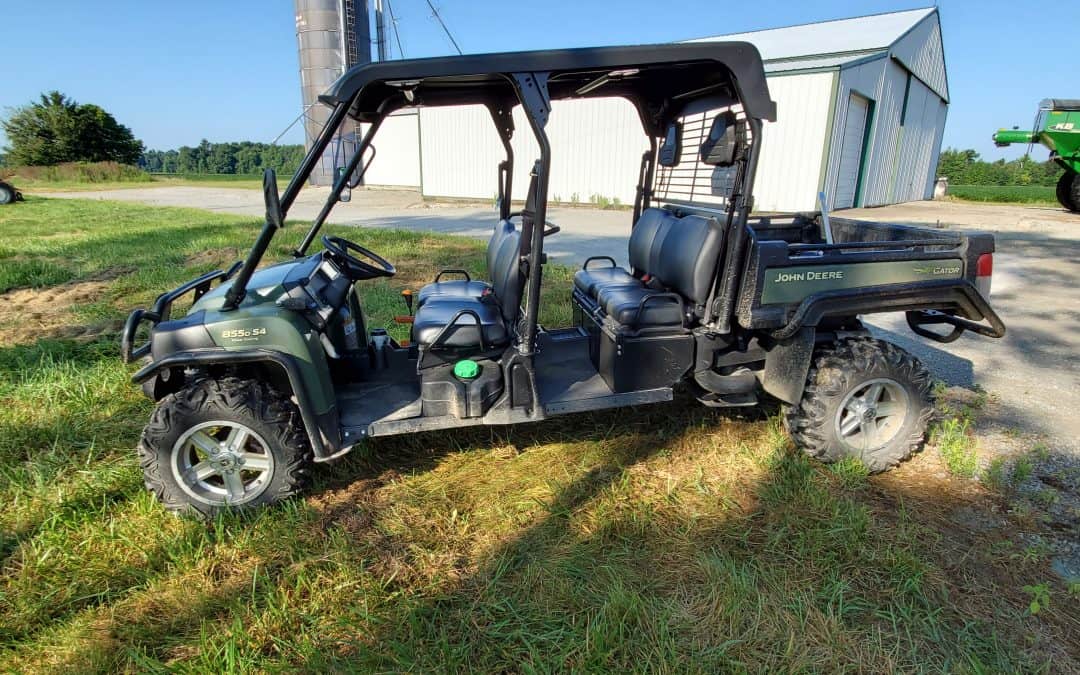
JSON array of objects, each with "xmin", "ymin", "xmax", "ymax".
[
  {"xmin": 936, "ymin": 148, "xmax": 1062, "ymax": 186},
  {"xmin": 139, "ymin": 141, "xmax": 306, "ymax": 175}
]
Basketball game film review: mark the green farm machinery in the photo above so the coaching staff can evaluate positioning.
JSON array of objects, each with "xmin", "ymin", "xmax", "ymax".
[{"xmin": 993, "ymin": 99, "xmax": 1080, "ymax": 212}]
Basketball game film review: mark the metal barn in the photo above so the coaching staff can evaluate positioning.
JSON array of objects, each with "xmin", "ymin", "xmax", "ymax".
[{"xmin": 356, "ymin": 8, "xmax": 949, "ymax": 212}]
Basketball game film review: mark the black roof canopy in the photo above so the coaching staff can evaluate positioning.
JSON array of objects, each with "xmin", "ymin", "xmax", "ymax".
[{"xmin": 320, "ymin": 42, "xmax": 777, "ymax": 130}]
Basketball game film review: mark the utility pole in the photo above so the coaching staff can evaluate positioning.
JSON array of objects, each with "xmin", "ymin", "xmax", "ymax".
[{"xmin": 374, "ymin": 0, "xmax": 388, "ymax": 61}]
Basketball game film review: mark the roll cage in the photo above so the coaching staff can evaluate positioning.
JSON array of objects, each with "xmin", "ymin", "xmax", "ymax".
[{"xmin": 224, "ymin": 42, "xmax": 777, "ymax": 349}]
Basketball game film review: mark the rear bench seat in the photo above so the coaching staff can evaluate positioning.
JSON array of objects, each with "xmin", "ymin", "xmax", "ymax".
[{"xmin": 573, "ymin": 207, "xmax": 724, "ymax": 330}]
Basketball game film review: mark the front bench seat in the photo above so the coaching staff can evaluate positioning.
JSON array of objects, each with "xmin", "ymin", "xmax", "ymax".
[
  {"xmin": 416, "ymin": 218, "xmax": 516, "ymax": 306},
  {"xmin": 411, "ymin": 299, "xmax": 509, "ymax": 348},
  {"xmin": 412, "ymin": 222, "xmax": 524, "ymax": 351}
]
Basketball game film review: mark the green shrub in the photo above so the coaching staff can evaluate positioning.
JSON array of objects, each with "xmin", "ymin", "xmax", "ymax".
[
  {"xmin": 947, "ymin": 184, "xmax": 1056, "ymax": 204},
  {"xmin": 10, "ymin": 161, "xmax": 151, "ymax": 184}
]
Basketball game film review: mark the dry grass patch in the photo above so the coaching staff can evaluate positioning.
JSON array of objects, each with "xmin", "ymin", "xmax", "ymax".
[{"xmin": 0, "ymin": 270, "xmax": 130, "ymax": 345}]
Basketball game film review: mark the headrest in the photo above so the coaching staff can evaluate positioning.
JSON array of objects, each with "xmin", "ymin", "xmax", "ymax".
[
  {"xmin": 658, "ymin": 122, "xmax": 682, "ymax": 167},
  {"xmin": 699, "ymin": 111, "xmax": 746, "ymax": 167}
]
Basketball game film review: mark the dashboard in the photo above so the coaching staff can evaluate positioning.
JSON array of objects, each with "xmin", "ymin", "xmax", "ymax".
[{"xmin": 276, "ymin": 252, "xmax": 352, "ymax": 331}]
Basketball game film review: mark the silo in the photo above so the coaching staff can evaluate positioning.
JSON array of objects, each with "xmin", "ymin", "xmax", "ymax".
[{"xmin": 294, "ymin": 0, "xmax": 371, "ymax": 185}]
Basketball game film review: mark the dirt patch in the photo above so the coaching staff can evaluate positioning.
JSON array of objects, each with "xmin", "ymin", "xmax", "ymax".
[
  {"xmin": 185, "ymin": 247, "xmax": 239, "ymax": 268},
  {"xmin": 305, "ymin": 470, "xmax": 400, "ymax": 539},
  {"xmin": 0, "ymin": 269, "xmax": 130, "ymax": 346}
]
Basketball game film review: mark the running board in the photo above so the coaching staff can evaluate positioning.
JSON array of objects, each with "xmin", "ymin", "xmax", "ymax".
[{"xmin": 543, "ymin": 387, "xmax": 672, "ymax": 415}]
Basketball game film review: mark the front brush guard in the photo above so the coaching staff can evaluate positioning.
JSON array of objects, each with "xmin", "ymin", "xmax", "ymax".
[{"xmin": 120, "ymin": 262, "xmax": 240, "ymax": 363}]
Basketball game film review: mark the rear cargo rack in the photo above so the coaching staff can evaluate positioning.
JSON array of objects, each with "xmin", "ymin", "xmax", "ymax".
[{"xmin": 787, "ymin": 237, "xmax": 963, "ymax": 252}]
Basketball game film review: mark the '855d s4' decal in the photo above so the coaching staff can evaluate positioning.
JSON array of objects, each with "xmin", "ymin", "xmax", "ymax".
[
  {"xmin": 218, "ymin": 326, "xmax": 269, "ymax": 343},
  {"xmin": 761, "ymin": 259, "xmax": 963, "ymax": 305}
]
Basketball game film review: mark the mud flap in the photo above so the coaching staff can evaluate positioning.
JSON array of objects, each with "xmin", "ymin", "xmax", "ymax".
[{"xmin": 762, "ymin": 327, "xmax": 815, "ymax": 405}]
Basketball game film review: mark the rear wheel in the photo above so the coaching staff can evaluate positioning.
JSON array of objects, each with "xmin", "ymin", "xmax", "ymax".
[
  {"xmin": 139, "ymin": 377, "xmax": 311, "ymax": 517},
  {"xmin": 784, "ymin": 337, "xmax": 933, "ymax": 473},
  {"xmin": 0, "ymin": 183, "xmax": 15, "ymax": 205},
  {"xmin": 1056, "ymin": 171, "xmax": 1079, "ymax": 212}
]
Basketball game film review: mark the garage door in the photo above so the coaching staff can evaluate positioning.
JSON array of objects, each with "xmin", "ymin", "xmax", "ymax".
[{"xmin": 834, "ymin": 93, "xmax": 871, "ymax": 209}]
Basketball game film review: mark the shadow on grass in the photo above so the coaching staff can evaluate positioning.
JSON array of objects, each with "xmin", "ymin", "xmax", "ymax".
[{"xmin": 25, "ymin": 396, "xmax": 1078, "ymax": 672}]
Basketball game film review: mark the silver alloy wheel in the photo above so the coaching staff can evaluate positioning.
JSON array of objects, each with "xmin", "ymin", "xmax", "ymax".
[
  {"xmin": 170, "ymin": 420, "xmax": 275, "ymax": 506},
  {"xmin": 833, "ymin": 377, "xmax": 910, "ymax": 452}
]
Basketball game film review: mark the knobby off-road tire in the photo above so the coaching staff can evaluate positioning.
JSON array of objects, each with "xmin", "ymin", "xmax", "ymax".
[
  {"xmin": 0, "ymin": 183, "xmax": 15, "ymax": 205},
  {"xmin": 138, "ymin": 377, "xmax": 311, "ymax": 518},
  {"xmin": 1057, "ymin": 171, "xmax": 1079, "ymax": 213},
  {"xmin": 784, "ymin": 337, "xmax": 934, "ymax": 473}
]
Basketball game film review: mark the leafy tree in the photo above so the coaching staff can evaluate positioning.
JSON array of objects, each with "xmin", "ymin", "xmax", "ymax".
[
  {"xmin": 936, "ymin": 147, "xmax": 1061, "ymax": 186},
  {"xmin": 1, "ymin": 91, "xmax": 144, "ymax": 166}
]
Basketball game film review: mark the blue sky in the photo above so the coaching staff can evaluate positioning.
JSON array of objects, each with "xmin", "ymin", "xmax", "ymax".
[{"xmin": 1, "ymin": 0, "xmax": 1072, "ymax": 161}]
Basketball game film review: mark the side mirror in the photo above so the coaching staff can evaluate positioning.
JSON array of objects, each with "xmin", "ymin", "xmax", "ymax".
[
  {"xmin": 658, "ymin": 122, "xmax": 682, "ymax": 167},
  {"xmin": 699, "ymin": 111, "xmax": 745, "ymax": 167},
  {"xmin": 338, "ymin": 166, "xmax": 352, "ymax": 203},
  {"xmin": 263, "ymin": 168, "xmax": 284, "ymax": 229}
]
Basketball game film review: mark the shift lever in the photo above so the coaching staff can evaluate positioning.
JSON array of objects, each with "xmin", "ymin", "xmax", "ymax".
[{"xmin": 401, "ymin": 289, "xmax": 414, "ymax": 316}]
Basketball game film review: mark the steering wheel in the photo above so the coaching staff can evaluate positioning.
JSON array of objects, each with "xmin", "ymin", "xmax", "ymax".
[{"xmin": 321, "ymin": 235, "xmax": 396, "ymax": 280}]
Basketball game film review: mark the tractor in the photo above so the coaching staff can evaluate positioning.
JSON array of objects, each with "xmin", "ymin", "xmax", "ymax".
[{"xmin": 993, "ymin": 99, "xmax": 1080, "ymax": 212}]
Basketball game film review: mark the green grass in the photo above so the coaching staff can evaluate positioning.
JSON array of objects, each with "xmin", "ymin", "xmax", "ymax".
[
  {"xmin": 0, "ymin": 197, "xmax": 1075, "ymax": 671},
  {"xmin": 932, "ymin": 418, "xmax": 979, "ymax": 478},
  {"xmin": 948, "ymin": 184, "xmax": 1058, "ymax": 205}
]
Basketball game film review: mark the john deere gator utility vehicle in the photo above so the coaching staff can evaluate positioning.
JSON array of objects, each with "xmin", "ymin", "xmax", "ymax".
[
  {"xmin": 993, "ymin": 98, "xmax": 1080, "ymax": 212},
  {"xmin": 122, "ymin": 43, "xmax": 1005, "ymax": 516}
]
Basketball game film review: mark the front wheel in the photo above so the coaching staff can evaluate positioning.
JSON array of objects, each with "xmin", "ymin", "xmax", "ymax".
[
  {"xmin": 1056, "ymin": 171, "xmax": 1079, "ymax": 213},
  {"xmin": 784, "ymin": 337, "xmax": 933, "ymax": 473},
  {"xmin": 138, "ymin": 377, "xmax": 311, "ymax": 517}
]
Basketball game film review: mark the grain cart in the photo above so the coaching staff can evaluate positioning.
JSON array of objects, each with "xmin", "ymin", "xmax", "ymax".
[{"xmin": 993, "ymin": 99, "xmax": 1080, "ymax": 212}]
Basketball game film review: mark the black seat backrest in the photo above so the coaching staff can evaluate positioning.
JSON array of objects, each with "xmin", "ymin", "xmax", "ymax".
[
  {"xmin": 490, "ymin": 169, "xmax": 536, "ymax": 325},
  {"xmin": 486, "ymin": 219, "xmax": 515, "ymax": 281},
  {"xmin": 655, "ymin": 214, "xmax": 724, "ymax": 313},
  {"xmin": 628, "ymin": 207, "xmax": 675, "ymax": 275},
  {"xmin": 491, "ymin": 226, "xmax": 523, "ymax": 323}
]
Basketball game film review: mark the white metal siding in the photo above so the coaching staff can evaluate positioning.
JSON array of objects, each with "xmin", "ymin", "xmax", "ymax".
[
  {"xmin": 420, "ymin": 98, "xmax": 645, "ymax": 205},
  {"xmin": 419, "ymin": 104, "xmax": 506, "ymax": 200},
  {"xmin": 834, "ymin": 94, "xmax": 870, "ymax": 208},
  {"xmin": 925, "ymin": 101, "xmax": 948, "ymax": 197},
  {"xmin": 860, "ymin": 58, "xmax": 908, "ymax": 206},
  {"xmin": 892, "ymin": 77, "xmax": 945, "ymax": 202},
  {"xmin": 751, "ymin": 72, "xmax": 833, "ymax": 212},
  {"xmin": 824, "ymin": 57, "xmax": 885, "ymax": 208},
  {"xmin": 891, "ymin": 14, "xmax": 949, "ymax": 101},
  {"xmin": 360, "ymin": 112, "xmax": 421, "ymax": 187}
]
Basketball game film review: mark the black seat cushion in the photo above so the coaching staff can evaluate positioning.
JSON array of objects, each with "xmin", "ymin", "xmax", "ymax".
[
  {"xmin": 412, "ymin": 298, "xmax": 509, "ymax": 348},
  {"xmin": 599, "ymin": 287, "xmax": 684, "ymax": 327},
  {"xmin": 572, "ymin": 207, "xmax": 676, "ymax": 301},
  {"xmin": 418, "ymin": 279, "xmax": 491, "ymax": 306},
  {"xmin": 416, "ymin": 219, "xmax": 516, "ymax": 307},
  {"xmin": 573, "ymin": 267, "xmax": 639, "ymax": 296}
]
